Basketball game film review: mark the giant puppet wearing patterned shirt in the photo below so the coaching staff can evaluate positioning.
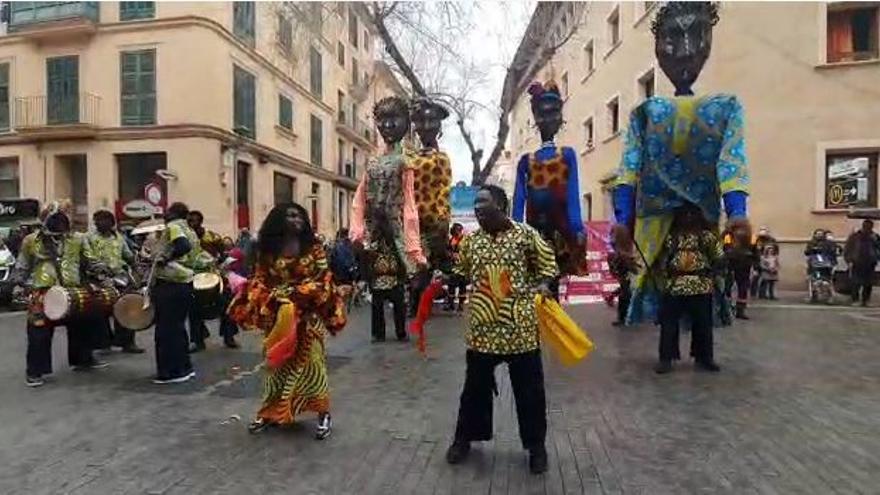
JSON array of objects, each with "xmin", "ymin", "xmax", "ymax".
[
  {"xmin": 611, "ymin": 2, "xmax": 750, "ymax": 331},
  {"xmin": 512, "ymin": 81, "xmax": 587, "ymax": 280},
  {"xmin": 349, "ymin": 96, "xmax": 425, "ymax": 274}
]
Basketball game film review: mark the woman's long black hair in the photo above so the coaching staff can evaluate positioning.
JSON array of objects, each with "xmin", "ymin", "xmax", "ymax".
[{"xmin": 256, "ymin": 202, "xmax": 315, "ymax": 263}]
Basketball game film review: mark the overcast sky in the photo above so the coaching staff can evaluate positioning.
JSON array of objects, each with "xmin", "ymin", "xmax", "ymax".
[{"xmin": 436, "ymin": 1, "xmax": 535, "ymax": 184}]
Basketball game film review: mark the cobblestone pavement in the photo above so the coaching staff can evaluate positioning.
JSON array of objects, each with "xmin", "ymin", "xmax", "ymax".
[{"xmin": 0, "ymin": 301, "xmax": 878, "ymax": 495}]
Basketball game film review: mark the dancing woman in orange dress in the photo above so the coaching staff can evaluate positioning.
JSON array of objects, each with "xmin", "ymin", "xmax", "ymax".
[{"xmin": 228, "ymin": 203, "xmax": 346, "ymax": 439}]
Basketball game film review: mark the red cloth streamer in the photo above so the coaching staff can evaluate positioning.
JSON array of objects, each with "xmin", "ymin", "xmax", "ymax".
[{"xmin": 409, "ymin": 280, "xmax": 443, "ymax": 356}]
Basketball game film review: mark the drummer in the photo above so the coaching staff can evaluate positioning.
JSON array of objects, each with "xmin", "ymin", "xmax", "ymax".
[
  {"xmin": 88, "ymin": 209, "xmax": 144, "ymax": 354},
  {"xmin": 152, "ymin": 202, "xmax": 207, "ymax": 384},
  {"xmin": 16, "ymin": 203, "xmax": 109, "ymax": 388},
  {"xmin": 186, "ymin": 210, "xmax": 228, "ymax": 351}
]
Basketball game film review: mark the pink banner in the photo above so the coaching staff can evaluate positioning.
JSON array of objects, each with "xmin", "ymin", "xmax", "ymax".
[{"xmin": 560, "ymin": 221, "xmax": 619, "ymax": 305}]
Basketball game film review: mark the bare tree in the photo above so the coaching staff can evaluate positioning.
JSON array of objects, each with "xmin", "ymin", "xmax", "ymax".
[{"xmin": 367, "ymin": 2, "xmax": 583, "ymax": 184}]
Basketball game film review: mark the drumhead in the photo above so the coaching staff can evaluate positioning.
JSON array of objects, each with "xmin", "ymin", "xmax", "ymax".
[
  {"xmin": 113, "ymin": 293, "xmax": 155, "ymax": 331},
  {"xmin": 193, "ymin": 272, "xmax": 222, "ymax": 290},
  {"xmin": 43, "ymin": 286, "xmax": 70, "ymax": 321}
]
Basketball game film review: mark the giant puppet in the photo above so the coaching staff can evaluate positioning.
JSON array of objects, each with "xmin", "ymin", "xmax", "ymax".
[
  {"xmin": 512, "ymin": 81, "xmax": 587, "ymax": 282},
  {"xmin": 350, "ymin": 96, "xmax": 425, "ymax": 273},
  {"xmin": 611, "ymin": 2, "xmax": 750, "ymax": 324}
]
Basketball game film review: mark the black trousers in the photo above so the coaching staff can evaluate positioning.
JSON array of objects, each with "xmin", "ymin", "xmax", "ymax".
[
  {"xmin": 851, "ymin": 265, "xmax": 875, "ymax": 303},
  {"xmin": 616, "ymin": 278, "xmax": 632, "ymax": 323},
  {"xmin": 446, "ymin": 274, "xmax": 468, "ymax": 308},
  {"xmin": 659, "ymin": 294, "xmax": 714, "ymax": 363},
  {"xmin": 188, "ymin": 308, "xmax": 210, "ymax": 345},
  {"xmin": 153, "ymin": 281, "xmax": 194, "ymax": 379},
  {"xmin": 371, "ymin": 285, "xmax": 406, "ymax": 339},
  {"xmin": 94, "ymin": 317, "xmax": 137, "ymax": 349},
  {"xmin": 453, "ymin": 349, "xmax": 547, "ymax": 450},
  {"xmin": 733, "ymin": 267, "xmax": 751, "ymax": 305},
  {"xmin": 26, "ymin": 319, "xmax": 96, "ymax": 377}
]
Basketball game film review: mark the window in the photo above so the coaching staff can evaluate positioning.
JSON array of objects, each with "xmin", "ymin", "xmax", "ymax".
[
  {"xmin": 278, "ymin": 94, "xmax": 292, "ymax": 131},
  {"xmin": 352, "ymin": 58, "xmax": 359, "ymax": 85},
  {"xmin": 47, "ymin": 56, "xmax": 79, "ymax": 125},
  {"xmin": 0, "ymin": 158, "xmax": 19, "ymax": 198},
  {"xmin": 639, "ymin": 68, "xmax": 655, "ymax": 100},
  {"xmin": 606, "ymin": 96, "xmax": 620, "ymax": 136},
  {"xmin": 273, "ymin": 172, "xmax": 296, "ymax": 206},
  {"xmin": 349, "ymin": 8, "xmax": 358, "ymax": 47},
  {"xmin": 351, "ymin": 147, "xmax": 358, "ymax": 177},
  {"xmin": 233, "ymin": 2, "xmax": 255, "ymax": 47},
  {"xmin": 310, "ymin": 182, "xmax": 320, "ymax": 228},
  {"xmin": 608, "ymin": 6, "xmax": 621, "ymax": 47},
  {"xmin": 363, "ymin": 29, "xmax": 370, "ymax": 51},
  {"xmin": 584, "ymin": 40, "xmax": 595, "ymax": 72},
  {"xmin": 233, "ymin": 65, "xmax": 256, "ymax": 138},
  {"xmin": 337, "ymin": 90, "xmax": 345, "ymax": 121},
  {"xmin": 827, "ymin": 5, "xmax": 879, "ymax": 63},
  {"xmin": 309, "ymin": 46, "xmax": 323, "ymax": 98},
  {"xmin": 278, "ymin": 13, "xmax": 292, "ymax": 54},
  {"xmin": 337, "ymin": 138, "xmax": 345, "ymax": 174},
  {"xmin": 337, "ymin": 190, "xmax": 346, "ymax": 229},
  {"xmin": 583, "ymin": 117, "xmax": 594, "ymax": 149},
  {"xmin": 0, "ymin": 64, "xmax": 8, "ymax": 131},
  {"xmin": 824, "ymin": 153, "xmax": 878, "ymax": 209},
  {"xmin": 119, "ymin": 2, "xmax": 154, "ymax": 21},
  {"xmin": 561, "ymin": 72, "xmax": 569, "ymax": 99},
  {"xmin": 120, "ymin": 49, "xmax": 156, "ymax": 126},
  {"xmin": 310, "ymin": 114, "xmax": 323, "ymax": 167},
  {"xmin": 337, "ymin": 41, "xmax": 345, "ymax": 66}
]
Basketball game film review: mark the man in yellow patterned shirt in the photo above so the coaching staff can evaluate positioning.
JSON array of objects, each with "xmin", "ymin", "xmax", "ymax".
[{"xmin": 445, "ymin": 185, "xmax": 557, "ymax": 475}]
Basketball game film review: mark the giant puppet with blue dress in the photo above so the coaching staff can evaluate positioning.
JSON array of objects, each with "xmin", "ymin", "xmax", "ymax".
[
  {"xmin": 512, "ymin": 81, "xmax": 587, "ymax": 283},
  {"xmin": 611, "ymin": 2, "xmax": 750, "ymax": 334}
]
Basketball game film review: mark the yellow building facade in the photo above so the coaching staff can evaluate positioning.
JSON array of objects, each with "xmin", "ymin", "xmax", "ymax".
[
  {"xmin": 509, "ymin": 1, "xmax": 880, "ymax": 286},
  {"xmin": 0, "ymin": 1, "xmax": 397, "ymax": 236}
]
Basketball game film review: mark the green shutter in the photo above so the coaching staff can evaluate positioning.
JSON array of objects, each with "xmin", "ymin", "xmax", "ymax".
[
  {"xmin": 279, "ymin": 94, "xmax": 292, "ymax": 130},
  {"xmin": 310, "ymin": 115, "xmax": 322, "ymax": 167},
  {"xmin": 234, "ymin": 66, "xmax": 256, "ymax": 139},
  {"xmin": 120, "ymin": 50, "xmax": 156, "ymax": 126},
  {"xmin": 120, "ymin": 2, "xmax": 154, "ymax": 21},
  {"xmin": 47, "ymin": 56, "xmax": 79, "ymax": 125},
  {"xmin": 278, "ymin": 14, "xmax": 292, "ymax": 53},
  {"xmin": 309, "ymin": 47, "xmax": 322, "ymax": 98},
  {"xmin": 233, "ymin": 2, "xmax": 255, "ymax": 47},
  {"xmin": 0, "ymin": 64, "xmax": 8, "ymax": 131}
]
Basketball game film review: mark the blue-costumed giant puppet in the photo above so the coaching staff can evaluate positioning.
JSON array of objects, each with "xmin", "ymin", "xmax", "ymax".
[
  {"xmin": 611, "ymin": 2, "xmax": 750, "ymax": 324},
  {"xmin": 512, "ymin": 81, "xmax": 587, "ymax": 281}
]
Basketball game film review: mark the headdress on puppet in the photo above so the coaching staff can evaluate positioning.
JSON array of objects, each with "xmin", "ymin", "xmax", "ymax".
[
  {"xmin": 527, "ymin": 80, "xmax": 562, "ymax": 113},
  {"xmin": 650, "ymin": 2, "xmax": 720, "ymax": 38},
  {"xmin": 40, "ymin": 199, "xmax": 73, "ymax": 234},
  {"xmin": 373, "ymin": 96, "xmax": 411, "ymax": 121},
  {"xmin": 409, "ymin": 97, "xmax": 449, "ymax": 121}
]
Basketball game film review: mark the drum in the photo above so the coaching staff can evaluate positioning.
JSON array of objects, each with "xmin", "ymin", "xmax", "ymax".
[
  {"xmin": 113, "ymin": 292, "xmax": 155, "ymax": 331},
  {"xmin": 192, "ymin": 272, "xmax": 224, "ymax": 320},
  {"xmin": 43, "ymin": 285, "xmax": 119, "ymax": 322}
]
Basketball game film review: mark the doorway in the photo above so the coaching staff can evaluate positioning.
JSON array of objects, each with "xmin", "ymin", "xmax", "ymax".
[
  {"xmin": 54, "ymin": 154, "xmax": 87, "ymax": 229},
  {"xmin": 236, "ymin": 160, "xmax": 251, "ymax": 230}
]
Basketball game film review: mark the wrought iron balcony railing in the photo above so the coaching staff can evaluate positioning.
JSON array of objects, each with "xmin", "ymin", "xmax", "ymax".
[{"xmin": 14, "ymin": 92, "xmax": 101, "ymax": 129}]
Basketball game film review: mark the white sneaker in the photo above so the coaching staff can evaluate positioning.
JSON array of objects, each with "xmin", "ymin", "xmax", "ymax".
[{"xmin": 153, "ymin": 371, "xmax": 195, "ymax": 384}]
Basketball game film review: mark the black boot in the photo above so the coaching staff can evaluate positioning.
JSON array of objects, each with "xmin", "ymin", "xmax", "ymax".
[
  {"xmin": 529, "ymin": 445, "xmax": 548, "ymax": 474},
  {"xmin": 654, "ymin": 360, "xmax": 673, "ymax": 374},
  {"xmin": 445, "ymin": 440, "xmax": 471, "ymax": 464},
  {"xmin": 735, "ymin": 302, "xmax": 749, "ymax": 320}
]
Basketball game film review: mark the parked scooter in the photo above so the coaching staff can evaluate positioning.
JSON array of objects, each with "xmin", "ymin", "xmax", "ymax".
[{"xmin": 804, "ymin": 229, "xmax": 841, "ymax": 304}]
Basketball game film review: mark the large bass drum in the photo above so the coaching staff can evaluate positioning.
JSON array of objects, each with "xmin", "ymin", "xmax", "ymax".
[
  {"xmin": 43, "ymin": 286, "xmax": 119, "ymax": 322},
  {"xmin": 192, "ymin": 272, "xmax": 224, "ymax": 320},
  {"xmin": 113, "ymin": 292, "xmax": 155, "ymax": 331}
]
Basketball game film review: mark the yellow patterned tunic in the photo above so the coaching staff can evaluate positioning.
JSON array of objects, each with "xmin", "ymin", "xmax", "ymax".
[
  {"xmin": 228, "ymin": 243, "xmax": 346, "ymax": 424},
  {"xmin": 411, "ymin": 148, "xmax": 452, "ymax": 266},
  {"xmin": 454, "ymin": 222, "xmax": 558, "ymax": 354}
]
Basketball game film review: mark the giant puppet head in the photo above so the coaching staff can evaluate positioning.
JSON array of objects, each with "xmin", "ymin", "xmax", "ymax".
[
  {"xmin": 410, "ymin": 97, "xmax": 449, "ymax": 150},
  {"xmin": 652, "ymin": 2, "xmax": 719, "ymax": 96},
  {"xmin": 373, "ymin": 96, "xmax": 411, "ymax": 146},
  {"xmin": 528, "ymin": 81, "xmax": 563, "ymax": 143}
]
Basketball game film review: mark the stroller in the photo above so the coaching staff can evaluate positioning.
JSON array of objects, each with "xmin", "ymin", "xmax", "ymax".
[{"xmin": 807, "ymin": 252, "xmax": 835, "ymax": 304}]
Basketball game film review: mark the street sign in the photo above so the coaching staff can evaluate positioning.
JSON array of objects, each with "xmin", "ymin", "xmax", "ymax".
[
  {"xmin": 0, "ymin": 199, "xmax": 39, "ymax": 220},
  {"xmin": 144, "ymin": 182, "xmax": 163, "ymax": 206},
  {"xmin": 155, "ymin": 169, "xmax": 177, "ymax": 181},
  {"xmin": 827, "ymin": 177, "xmax": 869, "ymax": 207},
  {"xmin": 122, "ymin": 199, "xmax": 162, "ymax": 219},
  {"xmin": 828, "ymin": 157, "xmax": 869, "ymax": 179}
]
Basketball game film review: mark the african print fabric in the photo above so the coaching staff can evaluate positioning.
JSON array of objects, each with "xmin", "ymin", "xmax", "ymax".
[
  {"xmin": 453, "ymin": 222, "xmax": 558, "ymax": 355},
  {"xmin": 86, "ymin": 231, "xmax": 133, "ymax": 275},
  {"xmin": 512, "ymin": 145, "xmax": 586, "ymax": 276},
  {"xmin": 412, "ymin": 148, "xmax": 452, "ymax": 267},
  {"xmin": 15, "ymin": 232, "xmax": 91, "ymax": 289},
  {"xmin": 615, "ymin": 95, "xmax": 749, "ymax": 323},
  {"xmin": 664, "ymin": 230, "xmax": 723, "ymax": 296},
  {"xmin": 228, "ymin": 244, "xmax": 346, "ymax": 425}
]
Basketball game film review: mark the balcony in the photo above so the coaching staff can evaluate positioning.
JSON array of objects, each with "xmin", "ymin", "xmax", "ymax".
[
  {"xmin": 335, "ymin": 107, "xmax": 374, "ymax": 148},
  {"xmin": 14, "ymin": 93, "xmax": 101, "ymax": 139},
  {"xmin": 8, "ymin": 2, "xmax": 100, "ymax": 39}
]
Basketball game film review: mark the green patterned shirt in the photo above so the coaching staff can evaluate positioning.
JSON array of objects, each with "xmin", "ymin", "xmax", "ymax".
[
  {"xmin": 454, "ymin": 222, "xmax": 558, "ymax": 354},
  {"xmin": 86, "ymin": 231, "xmax": 133, "ymax": 274},
  {"xmin": 15, "ymin": 232, "xmax": 91, "ymax": 288},
  {"xmin": 156, "ymin": 219, "xmax": 213, "ymax": 283},
  {"xmin": 664, "ymin": 230, "xmax": 723, "ymax": 296}
]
